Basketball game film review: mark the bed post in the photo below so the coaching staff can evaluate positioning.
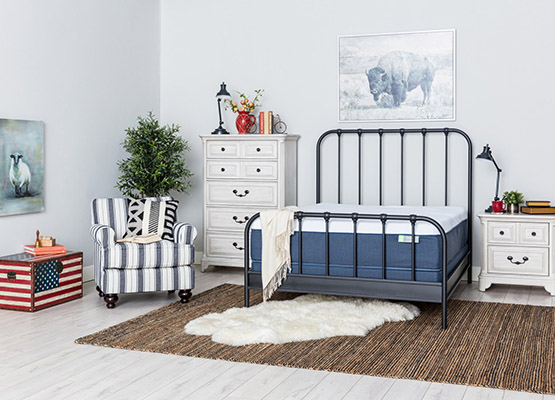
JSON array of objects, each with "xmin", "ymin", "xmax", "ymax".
[{"xmin": 244, "ymin": 213, "xmax": 260, "ymax": 308}]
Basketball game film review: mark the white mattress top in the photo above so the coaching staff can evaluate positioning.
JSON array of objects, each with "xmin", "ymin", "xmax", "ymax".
[{"xmin": 252, "ymin": 203, "xmax": 467, "ymax": 235}]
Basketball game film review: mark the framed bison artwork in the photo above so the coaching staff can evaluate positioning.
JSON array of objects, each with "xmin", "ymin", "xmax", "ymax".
[
  {"xmin": 0, "ymin": 119, "xmax": 45, "ymax": 217},
  {"xmin": 338, "ymin": 29, "xmax": 455, "ymax": 121}
]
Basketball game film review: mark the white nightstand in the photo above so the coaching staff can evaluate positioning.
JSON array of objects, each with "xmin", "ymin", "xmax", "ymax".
[{"xmin": 478, "ymin": 212, "xmax": 555, "ymax": 295}]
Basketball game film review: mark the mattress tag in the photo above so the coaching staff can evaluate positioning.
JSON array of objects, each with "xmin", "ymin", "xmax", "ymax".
[{"xmin": 398, "ymin": 235, "xmax": 419, "ymax": 243}]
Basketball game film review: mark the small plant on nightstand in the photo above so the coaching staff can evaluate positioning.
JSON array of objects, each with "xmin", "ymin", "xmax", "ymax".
[{"xmin": 502, "ymin": 190, "xmax": 524, "ymax": 214}]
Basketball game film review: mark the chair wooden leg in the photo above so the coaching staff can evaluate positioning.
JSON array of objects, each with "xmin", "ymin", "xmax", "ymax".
[
  {"xmin": 96, "ymin": 286, "xmax": 104, "ymax": 297},
  {"xmin": 178, "ymin": 289, "xmax": 192, "ymax": 303},
  {"xmin": 104, "ymin": 294, "xmax": 119, "ymax": 309}
]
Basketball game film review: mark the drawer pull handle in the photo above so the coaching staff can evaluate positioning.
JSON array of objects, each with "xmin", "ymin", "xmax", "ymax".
[
  {"xmin": 499, "ymin": 230, "xmax": 505, "ymax": 236},
  {"xmin": 7, "ymin": 271, "xmax": 16, "ymax": 280},
  {"xmin": 232, "ymin": 216, "xmax": 250, "ymax": 224},
  {"xmin": 531, "ymin": 231, "xmax": 537, "ymax": 237},
  {"xmin": 256, "ymin": 147, "xmax": 261, "ymax": 152},
  {"xmin": 507, "ymin": 256, "xmax": 529, "ymax": 265},
  {"xmin": 221, "ymin": 167, "xmax": 226, "ymax": 172},
  {"xmin": 232, "ymin": 242, "xmax": 244, "ymax": 251},
  {"xmin": 221, "ymin": 147, "xmax": 226, "ymax": 152},
  {"xmin": 256, "ymin": 168, "xmax": 261, "ymax": 173},
  {"xmin": 232, "ymin": 189, "xmax": 249, "ymax": 197}
]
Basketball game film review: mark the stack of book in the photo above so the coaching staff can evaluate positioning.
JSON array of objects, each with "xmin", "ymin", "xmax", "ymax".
[
  {"xmin": 259, "ymin": 111, "xmax": 273, "ymax": 134},
  {"xmin": 24, "ymin": 244, "xmax": 67, "ymax": 256},
  {"xmin": 521, "ymin": 200, "xmax": 555, "ymax": 214}
]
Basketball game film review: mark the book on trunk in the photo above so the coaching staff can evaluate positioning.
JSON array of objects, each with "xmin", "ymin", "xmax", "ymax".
[
  {"xmin": 521, "ymin": 206, "xmax": 555, "ymax": 214},
  {"xmin": 24, "ymin": 244, "xmax": 67, "ymax": 256}
]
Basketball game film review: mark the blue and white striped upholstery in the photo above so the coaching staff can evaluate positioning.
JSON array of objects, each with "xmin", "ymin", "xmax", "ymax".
[{"xmin": 90, "ymin": 197, "xmax": 196, "ymax": 294}]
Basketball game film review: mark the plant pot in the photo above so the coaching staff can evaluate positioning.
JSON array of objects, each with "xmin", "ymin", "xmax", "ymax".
[
  {"xmin": 235, "ymin": 111, "xmax": 256, "ymax": 134},
  {"xmin": 506, "ymin": 203, "xmax": 520, "ymax": 214}
]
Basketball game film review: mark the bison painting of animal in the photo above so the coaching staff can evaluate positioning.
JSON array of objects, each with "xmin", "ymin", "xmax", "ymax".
[
  {"xmin": 338, "ymin": 30, "xmax": 455, "ymax": 121},
  {"xmin": 0, "ymin": 119, "xmax": 45, "ymax": 217}
]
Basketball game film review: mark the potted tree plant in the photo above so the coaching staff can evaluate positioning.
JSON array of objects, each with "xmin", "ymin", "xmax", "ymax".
[
  {"xmin": 116, "ymin": 112, "xmax": 193, "ymax": 198},
  {"xmin": 502, "ymin": 190, "xmax": 524, "ymax": 214}
]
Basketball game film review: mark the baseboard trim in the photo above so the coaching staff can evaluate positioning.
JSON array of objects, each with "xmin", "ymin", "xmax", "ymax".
[
  {"xmin": 83, "ymin": 264, "xmax": 94, "ymax": 283},
  {"xmin": 471, "ymin": 266, "xmax": 480, "ymax": 282}
]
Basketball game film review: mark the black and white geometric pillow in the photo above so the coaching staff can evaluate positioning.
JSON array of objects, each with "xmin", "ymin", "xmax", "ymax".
[{"xmin": 124, "ymin": 198, "xmax": 179, "ymax": 241}]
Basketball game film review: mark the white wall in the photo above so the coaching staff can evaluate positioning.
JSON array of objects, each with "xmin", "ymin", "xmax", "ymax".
[
  {"xmin": 161, "ymin": 0, "xmax": 555, "ymax": 266},
  {"xmin": 0, "ymin": 0, "xmax": 161, "ymax": 265}
]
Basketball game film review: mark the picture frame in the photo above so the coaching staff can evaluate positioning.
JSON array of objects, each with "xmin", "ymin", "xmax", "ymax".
[
  {"xmin": 0, "ymin": 118, "xmax": 45, "ymax": 217},
  {"xmin": 338, "ymin": 29, "xmax": 456, "ymax": 122}
]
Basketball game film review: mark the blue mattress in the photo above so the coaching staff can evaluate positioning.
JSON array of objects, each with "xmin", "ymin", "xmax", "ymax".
[{"xmin": 250, "ymin": 221, "xmax": 468, "ymax": 283}]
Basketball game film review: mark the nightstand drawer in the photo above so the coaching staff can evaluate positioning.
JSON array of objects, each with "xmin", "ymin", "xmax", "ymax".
[
  {"xmin": 487, "ymin": 222, "xmax": 516, "ymax": 244},
  {"xmin": 519, "ymin": 223, "xmax": 549, "ymax": 245},
  {"xmin": 242, "ymin": 161, "xmax": 278, "ymax": 180},
  {"xmin": 242, "ymin": 141, "xmax": 277, "ymax": 158},
  {"xmin": 206, "ymin": 161, "xmax": 240, "ymax": 179},
  {"xmin": 487, "ymin": 246, "xmax": 548, "ymax": 276},
  {"xmin": 206, "ymin": 141, "xmax": 240, "ymax": 158}
]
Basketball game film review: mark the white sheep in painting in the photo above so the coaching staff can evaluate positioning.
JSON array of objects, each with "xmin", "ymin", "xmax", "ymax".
[{"xmin": 9, "ymin": 153, "xmax": 31, "ymax": 197}]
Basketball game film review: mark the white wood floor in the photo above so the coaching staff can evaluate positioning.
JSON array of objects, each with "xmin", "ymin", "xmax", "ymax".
[{"xmin": 1, "ymin": 267, "xmax": 554, "ymax": 400}]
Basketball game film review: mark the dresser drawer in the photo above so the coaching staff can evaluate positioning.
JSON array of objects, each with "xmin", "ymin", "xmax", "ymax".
[
  {"xmin": 519, "ymin": 223, "xmax": 549, "ymax": 245},
  {"xmin": 487, "ymin": 222, "xmax": 516, "ymax": 244},
  {"xmin": 206, "ymin": 181, "xmax": 278, "ymax": 206},
  {"xmin": 206, "ymin": 232, "xmax": 244, "ymax": 258},
  {"xmin": 206, "ymin": 160, "xmax": 240, "ymax": 179},
  {"xmin": 206, "ymin": 207, "xmax": 260, "ymax": 231},
  {"xmin": 242, "ymin": 141, "xmax": 277, "ymax": 158},
  {"xmin": 242, "ymin": 161, "xmax": 278, "ymax": 180},
  {"xmin": 206, "ymin": 141, "xmax": 240, "ymax": 158},
  {"xmin": 487, "ymin": 246, "xmax": 548, "ymax": 276}
]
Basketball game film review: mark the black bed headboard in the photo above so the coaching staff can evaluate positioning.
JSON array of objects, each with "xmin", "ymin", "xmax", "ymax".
[{"xmin": 315, "ymin": 127, "xmax": 473, "ymax": 213}]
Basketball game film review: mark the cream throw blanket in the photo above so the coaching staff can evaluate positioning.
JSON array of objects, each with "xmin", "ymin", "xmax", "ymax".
[{"xmin": 260, "ymin": 206, "xmax": 300, "ymax": 301}]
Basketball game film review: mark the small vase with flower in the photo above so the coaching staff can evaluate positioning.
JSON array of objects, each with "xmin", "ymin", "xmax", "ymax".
[{"xmin": 225, "ymin": 89, "xmax": 263, "ymax": 134}]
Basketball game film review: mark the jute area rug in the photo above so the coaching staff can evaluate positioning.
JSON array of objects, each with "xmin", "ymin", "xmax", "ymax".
[{"xmin": 75, "ymin": 284, "xmax": 555, "ymax": 394}]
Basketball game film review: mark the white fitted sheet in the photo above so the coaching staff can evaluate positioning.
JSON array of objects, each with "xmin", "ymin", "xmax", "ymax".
[{"xmin": 251, "ymin": 203, "xmax": 467, "ymax": 235}]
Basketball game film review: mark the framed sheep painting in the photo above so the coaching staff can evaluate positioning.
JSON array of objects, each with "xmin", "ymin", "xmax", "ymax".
[
  {"xmin": 0, "ymin": 119, "xmax": 45, "ymax": 217},
  {"xmin": 338, "ymin": 29, "xmax": 455, "ymax": 122}
]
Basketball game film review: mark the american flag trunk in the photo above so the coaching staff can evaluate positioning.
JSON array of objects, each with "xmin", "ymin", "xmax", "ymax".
[{"xmin": 0, "ymin": 252, "xmax": 83, "ymax": 312}]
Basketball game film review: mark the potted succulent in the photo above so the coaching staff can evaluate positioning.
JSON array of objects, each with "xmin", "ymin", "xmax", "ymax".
[{"xmin": 502, "ymin": 190, "xmax": 524, "ymax": 214}]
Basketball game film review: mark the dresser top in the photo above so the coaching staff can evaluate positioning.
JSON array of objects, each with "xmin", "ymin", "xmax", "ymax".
[{"xmin": 200, "ymin": 134, "xmax": 299, "ymax": 142}]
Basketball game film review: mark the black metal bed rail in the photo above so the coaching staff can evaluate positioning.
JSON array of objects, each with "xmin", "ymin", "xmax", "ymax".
[{"xmin": 244, "ymin": 210, "xmax": 450, "ymax": 328}]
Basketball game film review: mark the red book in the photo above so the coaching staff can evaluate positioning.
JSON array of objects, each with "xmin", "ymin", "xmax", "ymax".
[{"xmin": 259, "ymin": 112, "xmax": 265, "ymax": 134}]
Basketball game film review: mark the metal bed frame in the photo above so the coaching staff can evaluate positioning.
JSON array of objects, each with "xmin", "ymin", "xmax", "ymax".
[{"xmin": 244, "ymin": 127, "xmax": 473, "ymax": 329}]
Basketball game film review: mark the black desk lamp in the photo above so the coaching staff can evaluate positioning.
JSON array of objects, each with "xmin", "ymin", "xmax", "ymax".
[
  {"xmin": 212, "ymin": 82, "xmax": 231, "ymax": 135},
  {"xmin": 476, "ymin": 144, "xmax": 502, "ymax": 213}
]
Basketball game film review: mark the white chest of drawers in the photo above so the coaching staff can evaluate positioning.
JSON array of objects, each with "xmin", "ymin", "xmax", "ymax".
[
  {"xmin": 478, "ymin": 212, "xmax": 555, "ymax": 295},
  {"xmin": 200, "ymin": 135, "xmax": 299, "ymax": 271}
]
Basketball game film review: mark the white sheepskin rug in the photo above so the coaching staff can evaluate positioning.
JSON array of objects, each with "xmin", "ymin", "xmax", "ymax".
[{"xmin": 184, "ymin": 295, "xmax": 420, "ymax": 346}]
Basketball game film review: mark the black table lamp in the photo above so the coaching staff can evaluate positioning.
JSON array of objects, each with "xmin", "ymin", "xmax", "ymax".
[
  {"xmin": 476, "ymin": 144, "xmax": 502, "ymax": 213},
  {"xmin": 212, "ymin": 82, "xmax": 231, "ymax": 135}
]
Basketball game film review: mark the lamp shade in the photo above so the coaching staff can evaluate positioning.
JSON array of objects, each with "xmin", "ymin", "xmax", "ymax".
[
  {"xmin": 476, "ymin": 144, "xmax": 493, "ymax": 161},
  {"xmin": 216, "ymin": 82, "xmax": 231, "ymax": 98}
]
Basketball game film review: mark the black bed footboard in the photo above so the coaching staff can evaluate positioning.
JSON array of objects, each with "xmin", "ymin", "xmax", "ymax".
[{"xmin": 244, "ymin": 211, "xmax": 471, "ymax": 329}]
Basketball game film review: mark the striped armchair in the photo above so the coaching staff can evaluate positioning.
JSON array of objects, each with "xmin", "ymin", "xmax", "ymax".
[{"xmin": 90, "ymin": 197, "xmax": 196, "ymax": 308}]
